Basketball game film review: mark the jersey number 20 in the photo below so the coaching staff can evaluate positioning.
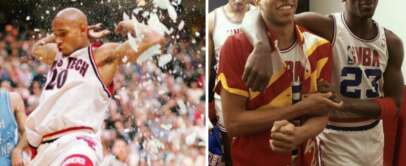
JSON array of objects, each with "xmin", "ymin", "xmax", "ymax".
[{"xmin": 45, "ymin": 69, "xmax": 68, "ymax": 90}]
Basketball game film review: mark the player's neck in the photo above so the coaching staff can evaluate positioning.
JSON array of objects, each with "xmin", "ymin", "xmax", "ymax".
[
  {"xmin": 224, "ymin": 3, "xmax": 249, "ymax": 21},
  {"xmin": 263, "ymin": 17, "xmax": 295, "ymax": 50},
  {"xmin": 344, "ymin": 12, "xmax": 377, "ymax": 40}
]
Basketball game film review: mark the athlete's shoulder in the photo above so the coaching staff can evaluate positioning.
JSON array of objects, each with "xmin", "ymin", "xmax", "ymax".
[
  {"xmin": 385, "ymin": 28, "xmax": 403, "ymax": 51},
  {"xmin": 384, "ymin": 28, "xmax": 404, "ymax": 63}
]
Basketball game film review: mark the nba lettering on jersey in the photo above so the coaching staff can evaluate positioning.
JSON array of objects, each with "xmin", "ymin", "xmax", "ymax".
[
  {"xmin": 226, "ymin": 29, "xmax": 240, "ymax": 35},
  {"xmin": 346, "ymin": 46, "xmax": 380, "ymax": 67}
]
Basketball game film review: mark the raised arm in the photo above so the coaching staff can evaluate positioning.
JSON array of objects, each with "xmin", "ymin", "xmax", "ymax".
[
  {"xmin": 92, "ymin": 20, "xmax": 165, "ymax": 86},
  {"xmin": 113, "ymin": 20, "xmax": 164, "ymax": 63},
  {"xmin": 10, "ymin": 92, "xmax": 27, "ymax": 166},
  {"xmin": 31, "ymin": 34, "xmax": 58, "ymax": 65}
]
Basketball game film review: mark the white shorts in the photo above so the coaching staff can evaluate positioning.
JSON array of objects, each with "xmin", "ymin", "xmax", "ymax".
[
  {"xmin": 30, "ymin": 132, "xmax": 103, "ymax": 166},
  {"xmin": 214, "ymin": 93, "xmax": 227, "ymax": 132},
  {"xmin": 318, "ymin": 120, "xmax": 383, "ymax": 166}
]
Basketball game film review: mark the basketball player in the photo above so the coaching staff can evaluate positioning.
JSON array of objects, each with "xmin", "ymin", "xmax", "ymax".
[
  {"xmin": 27, "ymin": 7, "xmax": 164, "ymax": 165},
  {"xmin": 241, "ymin": 0, "xmax": 404, "ymax": 165},
  {"xmin": 215, "ymin": 0, "xmax": 342, "ymax": 165},
  {"xmin": 0, "ymin": 89, "xmax": 28, "ymax": 166},
  {"xmin": 208, "ymin": 0, "xmax": 253, "ymax": 165}
]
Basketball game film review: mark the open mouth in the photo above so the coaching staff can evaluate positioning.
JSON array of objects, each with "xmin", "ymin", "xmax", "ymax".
[{"xmin": 277, "ymin": 4, "xmax": 294, "ymax": 10}]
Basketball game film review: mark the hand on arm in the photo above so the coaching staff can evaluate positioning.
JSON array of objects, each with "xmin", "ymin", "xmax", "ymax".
[
  {"xmin": 240, "ymin": 8, "xmax": 274, "ymax": 91},
  {"xmin": 221, "ymin": 91, "xmax": 340, "ymax": 137},
  {"xmin": 269, "ymin": 115, "xmax": 328, "ymax": 153}
]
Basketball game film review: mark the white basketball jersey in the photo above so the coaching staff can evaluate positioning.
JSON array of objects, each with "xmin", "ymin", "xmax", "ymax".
[
  {"xmin": 26, "ymin": 45, "xmax": 112, "ymax": 147},
  {"xmin": 330, "ymin": 13, "xmax": 388, "ymax": 119},
  {"xmin": 212, "ymin": 5, "xmax": 254, "ymax": 62}
]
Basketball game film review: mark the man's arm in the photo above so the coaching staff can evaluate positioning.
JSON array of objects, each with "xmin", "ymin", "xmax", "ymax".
[
  {"xmin": 382, "ymin": 29, "xmax": 404, "ymax": 110},
  {"xmin": 10, "ymin": 92, "xmax": 27, "ymax": 166},
  {"xmin": 295, "ymin": 12, "xmax": 334, "ymax": 42},
  {"xmin": 208, "ymin": 11, "xmax": 215, "ymax": 93},
  {"xmin": 113, "ymin": 21, "xmax": 164, "ymax": 64},
  {"xmin": 336, "ymin": 30, "xmax": 404, "ymax": 117},
  {"xmin": 31, "ymin": 34, "xmax": 58, "ymax": 65},
  {"xmin": 240, "ymin": 10, "xmax": 334, "ymax": 91},
  {"xmin": 92, "ymin": 21, "xmax": 164, "ymax": 86},
  {"xmin": 221, "ymin": 90, "xmax": 338, "ymax": 136}
]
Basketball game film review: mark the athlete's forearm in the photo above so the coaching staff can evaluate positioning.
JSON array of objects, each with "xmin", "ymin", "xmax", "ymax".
[
  {"xmin": 115, "ymin": 34, "xmax": 164, "ymax": 63},
  {"xmin": 32, "ymin": 34, "xmax": 56, "ymax": 65},
  {"xmin": 296, "ymin": 115, "xmax": 328, "ymax": 141},
  {"xmin": 241, "ymin": 8, "xmax": 268, "ymax": 46},
  {"xmin": 225, "ymin": 102, "xmax": 309, "ymax": 136},
  {"xmin": 341, "ymin": 98, "xmax": 381, "ymax": 118}
]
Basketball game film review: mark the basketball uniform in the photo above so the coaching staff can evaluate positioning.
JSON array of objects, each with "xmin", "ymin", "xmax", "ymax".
[
  {"xmin": 27, "ymin": 45, "xmax": 111, "ymax": 166},
  {"xmin": 0, "ymin": 90, "xmax": 18, "ymax": 165},
  {"xmin": 216, "ymin": 26, "xmax": 332, "ymax": 166},
  {"xmin": 318, "ymin": 12, "xmax": 388, "ymax": 166}
]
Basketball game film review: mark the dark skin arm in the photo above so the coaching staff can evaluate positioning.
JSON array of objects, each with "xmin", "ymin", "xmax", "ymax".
[
  {"xmin": 382, "ymin": 29, "xmax": 404, "ymax": 111},
  {"xmin": 241, "ymin": 11, "xmax": 334, "ymax": 91},
  {"xmin": 221, "ymin": 90, "xmax": 339, "ymax": 136},
  {"xmin": 242, "ymin": 11, "xmax": 403, "ymax": 117},
  {"xmin": 339, "ymin": 30, "xmax": 404, "ymax": 117}
]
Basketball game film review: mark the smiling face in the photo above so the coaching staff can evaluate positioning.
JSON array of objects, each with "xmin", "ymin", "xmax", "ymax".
[
  {"xmin": 258, "ymin": 0, "xmax": 297, "ymax": 26},
  {"xmin": 51, "ymin": 8, "xmax": 89, "ymax": 56},
  {"xmin": 344, "ymin": 0, "xmax": 378, "ymax": 19}
]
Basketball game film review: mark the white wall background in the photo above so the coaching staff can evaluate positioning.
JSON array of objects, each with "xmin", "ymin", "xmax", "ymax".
[{"xmin": 310, "ymin": 0, "xmax": 406, "ymax": 82}]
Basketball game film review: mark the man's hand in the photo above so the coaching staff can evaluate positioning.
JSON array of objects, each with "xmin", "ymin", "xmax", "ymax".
[
  {"xmin": 11, "ymin": 147, "xmax": 24, "ymax": 166},
  {"xmin": 317, "ymin": 79, "xmax": 343, "ymax": 104},
  {"xmin": 242, "ymin": 40, "xmax": 278, "ymax": 91},
  {"xmin": 269, "ymin": 120, "xmax": 304, "ymax": 153},
  {"xmin": 115, "ymin": 20, "xmax": 136, "ymax": 36},
  {"xmin": 88, "ymin": 23, "xmax": 111, "ymax": 41},
  {"xmin": 298, "ymin": 92, "xmax": 343, "ymax": 116}
]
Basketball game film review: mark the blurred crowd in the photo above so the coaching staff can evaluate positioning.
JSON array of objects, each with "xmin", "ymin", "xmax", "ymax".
[{"xmin": 0, "ymin": 23, "xmax": 205, "ymax": 166}]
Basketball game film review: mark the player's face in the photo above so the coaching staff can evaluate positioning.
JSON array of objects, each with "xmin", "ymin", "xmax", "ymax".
[
  {"xmin": 345, "ymin": 0, "xmax": 378, "ymax": 19},
  {"xmin": 229, "ymin": 0, "xmax": 250, "ymax": 12},
  {"xmin": 52, "ymin": 18, "xmax": 87, "ymax": 56},
  {"xmin": 259, "ymin": 0, "xmax": 297, "ymax": 25}
]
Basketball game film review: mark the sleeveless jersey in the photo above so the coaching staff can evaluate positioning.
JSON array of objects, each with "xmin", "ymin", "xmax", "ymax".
[
  {"xmin": 212, "ymin": 5, "xmax": 254, "ymax": 64},
  {"xmin": 330, "ymin": 12, "xmax": 388, "ymax": 120},
  {"xmin": 26, "ymin": 45, "xmax": 112, "ymax": 147},
  {"xmin": 0, "ymin": 90, "xmax": 18, "ymax": 165}
]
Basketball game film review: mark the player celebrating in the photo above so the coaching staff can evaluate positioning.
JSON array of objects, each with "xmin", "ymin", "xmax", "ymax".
[
  {"xmin": 215, "ymin": 0, "xmax": 342, "ymax": 165},
  {"xmin": 208, "ymin": 0, "xmax": 253, "ymax": 165},
  {"xmin": 27, "ymin": 7, "xmax": 163, "ymax": 165},
  {"xmin": 0, "ymin": 89, "xmax": 28, "ymax": 166},
  {"xmin": 241, "ymin": 0, "xmax": 404, "ymax": 165}
]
